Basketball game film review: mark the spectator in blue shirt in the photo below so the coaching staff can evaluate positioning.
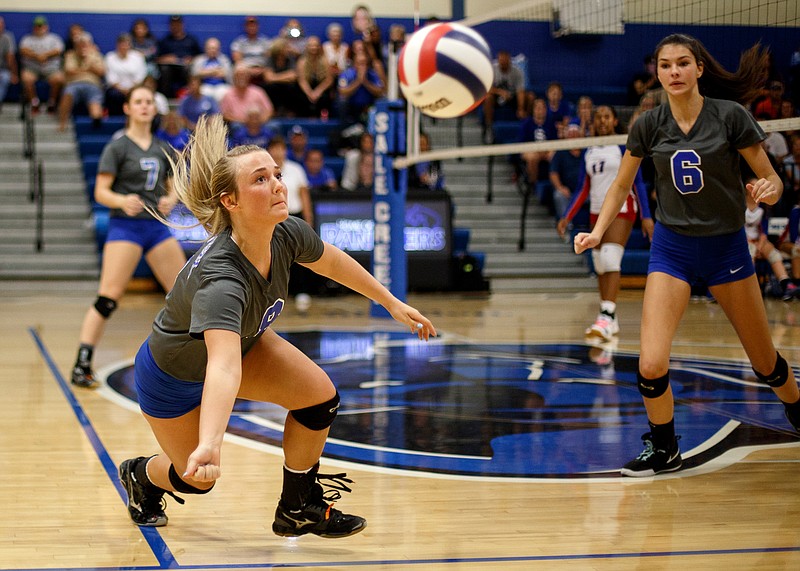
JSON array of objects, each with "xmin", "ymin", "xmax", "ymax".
[
  {"xmin": 337, "ymin": 51, "xmax": 384, "ymax": 125},
  {"xmin": 409, "ymin": 132, "xmax": 445, "ymax": 191},
  {"xmin": 304, "ymin": 149, "xmax": 338, "ymax": 192},
  {"xmin": 229, "ymin": 107, "xmax": 275, "ymax": 148},
  {"xmin": 177, "ymin": 75, "xmax": 219, "ymax": 131},
  {"xmin": 156, "ymin": 110, "xmax": 191, "ymax": 151},
  {"xmin": 549, "ymin": 123, "xmax": 586, "ymax": 221}
]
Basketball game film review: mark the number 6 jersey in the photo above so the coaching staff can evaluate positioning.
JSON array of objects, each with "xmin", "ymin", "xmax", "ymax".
[{"xmin": 627, "ymin": 97, "xmax": 765, "ymax": 236}]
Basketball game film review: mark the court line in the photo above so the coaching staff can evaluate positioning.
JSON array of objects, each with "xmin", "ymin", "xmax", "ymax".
[
  {"xmin": 4, "ymin": 544, "xmax": 800, "ymax": 571},
  {"xmin": 27, "ymin": 327, "xmax": 179, "ymax": 570}
]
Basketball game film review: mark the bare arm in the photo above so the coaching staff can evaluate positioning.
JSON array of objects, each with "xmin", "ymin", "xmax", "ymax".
[
  {"xmin": 573, "ymin": 150, "xmax": 643, "ymax": 253},
  {"xmin": 740, "ymin": 143, "xmax": 783, "ymax": 206},
  {"xmin": 94, "ymin": 172, "xmax": 144, "ymax": 216},
  {"xmin": 303, "ymin": 243, "xmax": 436, "ymax": 339},
  {"xmin": 183, "ymin": 328, "xmax": 242, "ymax": 481}
]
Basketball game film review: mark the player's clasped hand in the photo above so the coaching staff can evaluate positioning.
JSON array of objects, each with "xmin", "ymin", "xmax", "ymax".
[
  {"xmin": 573, "ymin": 231, "xmax": 600, "ymax": 255},
  {"xmin": 183, "ymin": 443, "xmax": 221, "ymax": 482},
  {"xmin": 747, "ymin": 178, "xmax": 779, "ymax": 206}
]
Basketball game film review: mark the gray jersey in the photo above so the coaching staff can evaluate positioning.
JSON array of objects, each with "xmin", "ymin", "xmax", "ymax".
[
  {"xmin": 98, "ymin": 135, "xmax": 173, "ymax": 220},
  {"xmin": 149, "ymin": 217, "xmax": 324, "ymax": 382},
  {"xmin": 626, "ymin": 97, "xmax": 764, "ymax": 236}
]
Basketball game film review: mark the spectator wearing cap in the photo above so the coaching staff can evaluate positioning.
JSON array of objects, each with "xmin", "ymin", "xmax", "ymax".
[
  {"xmin": 230, "ymin": 16, "xmax": 272, "ymax": 84},
  {"xmin": 190, "ymin": 37, "xmax": 233, "ymax": 102},
  {"xmin": 104, "ymin": 33, "xmax": 147, "ymax": 116},
  {"xmin": 0, "ymin": 17, "xmax": 19, "ymax": 112},
  {"xmin": 178, "ymin": 74, "xmax": 219, "ymax": 131},
  {"xmin": 304, "ymin": 148, "xmax": 338, "ymax": 192},
  {"xmin": 220, "ymin": 65, "xmax": 274, "ymax": 128},
  {"xmin": 229, "ymin": 107, "xmax": 275, "ymax": 148},
  {"xmin": 156, "ymin": 15, "xmax": 201, "ymax": 98},
  {"xmin": 19, "ymin": 15, "xmax": 65, "ymax": 112},
  {"xmin": 287, "ymin": 125, "xmax": 310, "ymax": 163},
  {"xmin": 58, "ymin": 32, "xmax": 105, "ymax": 131}
]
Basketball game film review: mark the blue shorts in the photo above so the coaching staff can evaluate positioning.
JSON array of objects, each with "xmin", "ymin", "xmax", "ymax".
[
  {"xmin": 107, "ymin": 217, "xmax": 174, "ymax": 253},
  {"xmin": 64, "ymin": 81, "xmax": 104, "ymax": 106},
  {"xmin": 648, "ymin": 222, "xmax": 755, "ymax": 287},
  {"xmin": 134, "ymin": 340, "xmax": 204, "ymax": 419}
]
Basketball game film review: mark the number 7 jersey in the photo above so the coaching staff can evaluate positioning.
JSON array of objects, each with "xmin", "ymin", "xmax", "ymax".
[{"xmin": 626, "ymin": 97, "xmax": 765, "ymax": 236}]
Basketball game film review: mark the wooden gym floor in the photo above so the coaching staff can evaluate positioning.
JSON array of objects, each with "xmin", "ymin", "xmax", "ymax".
[{"xmin": 1, "ymin": 283, "xmax": 798, "ymax": 570}]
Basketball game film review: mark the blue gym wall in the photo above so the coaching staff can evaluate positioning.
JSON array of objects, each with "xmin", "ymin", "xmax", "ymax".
[{"xmin": 3, "ymin": 11, "xmax": 797, "ymax": 105}]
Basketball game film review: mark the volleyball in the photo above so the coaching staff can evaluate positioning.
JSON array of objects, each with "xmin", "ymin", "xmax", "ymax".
[{"xmin": 398, "ymin": 22, "xmax": 494, "ymax": 119}]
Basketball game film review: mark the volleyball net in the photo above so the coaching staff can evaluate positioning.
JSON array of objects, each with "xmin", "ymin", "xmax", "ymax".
[{"xmin": 399, "ymin": 0, "xmax": 800, "ymax": 170}]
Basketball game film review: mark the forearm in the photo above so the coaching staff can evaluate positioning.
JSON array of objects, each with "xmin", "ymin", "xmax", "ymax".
[
  {"xmin": 309, "ymin": 244, "xmax": 396, "ymax": 308},
  {"xmin": 197, "ymin": 366, "xmax": 241, "ymax": 448}
]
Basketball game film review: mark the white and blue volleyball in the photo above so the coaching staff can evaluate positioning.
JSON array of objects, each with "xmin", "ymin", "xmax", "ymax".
[{"xmin": 398, "ymin": 22, "xmax": 493, "ymax": 119}]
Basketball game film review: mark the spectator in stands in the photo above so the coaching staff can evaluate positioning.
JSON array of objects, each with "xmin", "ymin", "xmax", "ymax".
[
  {"xmin": 267, "ymin": 135, "xmax": 315, "ymax": 311},
  {"xmin": 287, "ymin": 125, "xmax": 310, "ymax": 163},
  {"xmin": 296, "ymin": 36, "xmax": 334, "ymax": 118},
  {"xmin": 105, "ymin": 33, "xmax": 148, "ymax": 116},
  {"xmin": 19, "ymin": 15, "xmax": 65, "ymax": 112},
  {"xmin": 362, "ymin": 24, "xmax": 385, "ymax": 78},
  {"xmin": 408, "ymin": 132, "xmax": 445, "ymax": 191},
  {"xmin": 549, "ymin": 124, "xmax": 585, "ymax": 222},
  {"xmin": 780, "ymin": 99, "xmax": 797, "ymax": 139},
  {"xmin": 759, "ymin": 112, "xmax": 790, "ymax": 165},
  {"xmin": 304, "ymin": 148, "xmax": 338, "ymax": 192},
  {"xmin": 322, "ymin": 23, "xmax": 349, "ymax": 78},
  {"xmin": 544, "ymin": 81, "xmax": 573, "ymax": 138},
  {"xmin": 221, "ymin": 65, "xmax": 274, "ymax": 128},
  {"xmin": 0, "ymin": 17, "xmax": 19, "ymax": 112},
  {"xmin": 58, "ymin": 32, "xmax": 105, "ymax": 132},
  {"xmin": 229, "ymin": 107, "xmax": 275, "ymax": 148},
  {"xmin": 570, "ymin": 95, "xmax": 594, "ymax": 137},
  {"xmin": 779, "ymin": 199, "xmax": 800, "ymax": 285},
  {"xmin": 156, "ymin": 15, "xmax": 201, "ymax": 98},
  {"xmin": 354, "ymin": 152, "xmax": 374, "ymax": 192},
  {"xmin": 519, "ymin": 98, "xmax": 556, "ymax": 192},
  {"xmin": 383, "ymin": 23, "xmax": 406, "ymax": 64},
  {"xmin": 70, "ymin": 84, "xmax": 186, "ymax": 389},
  {"xmin": 783, "ymin": 135, "xmax": 800, "ymax": 209},
  {"xmin": 559, "ymin": 105, "xmax": 653, "ymax": 342},
  {"xmin": 744, "ymin": 186, "xmax": 797, "ymax": 300},
  {"xmin": 626, "ymin": 54, "xmax": 657, "ymax": 106},
  {"xmin": 754, "ymin": 79, "xmax": 784, "ymax": 120},
  {"xmin": 190, "ymin": 37, "xmax": 233, "ymax": 102},
  {"xmin": 178, "ymin": 74, "xmax": 219, "ymax": 131},
  {"xmin": 350, "ymin": 4, "xmax": 375, "ymax": 42},
  {"xmin": 278, "ymin": 18, "xmax": 308, "ymax": 58},
  {"xmin": 337, "ymin": 51, "xmax": 384, "ymax": 125},
  {"xmin": 130, "ymin": 18, "xmax": 159, "ymax": 79},
  {"xmin": 63, "ymin": 23, "xmax": 87, "ymax": 53},
  {"xmin": 349, "ymin": 39, "xmax": 387, "ymax": 88},
  {"xmin": 156, "ymin": 110, "xmax": 192, "ymax": 151},
  {"xmin": 142, "ymin": 74, "xmax": 170, "ymax": 120},
  {"xmin": 790, "ymin": 44, "xmax": 800, "ymax": 110},
  {"xmin": 230, "ymin": 16, "xmax": 271, "ymax": 85},
  {"xmin": 341, "ymin": 132, "xmax": 373, "ymax": 191},
  {"xmin": 263, "ymin": 38, "xmax": 300, "ymax": 117},
  {"xmin": 482, "ymin": 50, "xmax": 527, "ymax": 143}
]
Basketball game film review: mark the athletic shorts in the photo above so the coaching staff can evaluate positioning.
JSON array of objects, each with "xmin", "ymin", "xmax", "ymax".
[
  {"xmin": 64, "ymin": 81, "xmax": 104, "ymax": 106},
  {"xmin": 134, "ymin": 339, "xmax": 204, "ymax": 419},
  {"xmin": 106, "ymin": 217, "xmax": 174, "ymax": 253},
  {"xmin": 648, "ymin": 222, "xmax": 755, "ymax": 287},
  {"xmin": 589, "ymin": 209, "xmax": 637, "ymax": 226}
]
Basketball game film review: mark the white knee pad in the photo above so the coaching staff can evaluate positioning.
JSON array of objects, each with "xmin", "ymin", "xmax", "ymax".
[
  {"xmin": 599, "ymin": 243, "xmax": 624, "ymax": 274},
  {"xmin": 767, "ymin": 248, "xmax": 783, "ymax": 265},
  {"xmin": 591, "ymin": 249, "xmax": 605, "ymax": 275}
]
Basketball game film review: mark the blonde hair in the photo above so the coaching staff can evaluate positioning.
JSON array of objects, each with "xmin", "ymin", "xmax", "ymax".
[{"xmin": 167, "ymin": 114, "xmax": 263, "ymax": 235}]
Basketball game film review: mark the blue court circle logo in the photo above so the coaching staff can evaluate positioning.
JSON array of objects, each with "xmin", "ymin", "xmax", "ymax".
[{"xmin": 106, "ymin": 332, "xmax": 799, "ymax": 478}]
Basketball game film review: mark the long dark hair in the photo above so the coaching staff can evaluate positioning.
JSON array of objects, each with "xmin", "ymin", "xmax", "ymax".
[{"xmin": 654, "ymin": 33, "xmax": 769, "ymax": 105}]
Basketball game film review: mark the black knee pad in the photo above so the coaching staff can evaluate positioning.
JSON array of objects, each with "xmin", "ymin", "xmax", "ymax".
[
  {"xmin": 94, "ymin": 296, "xmax": 117, "ymax": 318},
  {"xmin": 754, "ymin": 352, "xmax": 790, "ymax": 388},
  {"xmin": 290, "ymin": 391, "xmax": 340, "ymax": 431},
  {"xmin": 637, "ymin": 371, "xmax": 670, "ymax": 399},
  {"xmin": 168, "ymin": 464, "xmax": 215, "ymax": 494}
]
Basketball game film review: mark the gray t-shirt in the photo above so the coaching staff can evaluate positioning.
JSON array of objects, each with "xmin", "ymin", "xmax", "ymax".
[
  {"xmin": 98, "ymin": 135, "xmax": 173, "ymax": 220},
  {"xmin": 626, "ymin": 97, "xmax": 765, "ymax": 236},
  {"xmin": 0, "ymin": 31, "xmax": 15, "ymax": 72},
  {"xmin": 149, "ymin": 218, "xmax": 324, "ymax": 381}
]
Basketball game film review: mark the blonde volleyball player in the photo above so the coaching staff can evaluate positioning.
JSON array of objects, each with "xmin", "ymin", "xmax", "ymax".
[
  {"xmin": 557, "ymin": 105, "xmax": 654, "ymax": 342},
  {"xmin": 575, "ymin": 34, "xmax": 800, "ymax": 477},
  {"xmin": 118, "ymin": 114, "xmax": 436, "ymax": 537}
]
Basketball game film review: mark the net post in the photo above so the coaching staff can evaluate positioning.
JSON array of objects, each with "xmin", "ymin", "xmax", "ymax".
[{"xmin": 370, "ymin": 99, "xmax": 408, "ymax": 318}]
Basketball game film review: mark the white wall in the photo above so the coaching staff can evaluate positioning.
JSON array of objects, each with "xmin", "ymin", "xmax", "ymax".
[{"xmin": 0, "ymin": 0, "xmax": 451, "ymax": 18}]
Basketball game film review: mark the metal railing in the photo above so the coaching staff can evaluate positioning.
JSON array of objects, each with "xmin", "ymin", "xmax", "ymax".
[{"xmin": 22, "ymin": 101, "xmax": 45, "ymax": 251}]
